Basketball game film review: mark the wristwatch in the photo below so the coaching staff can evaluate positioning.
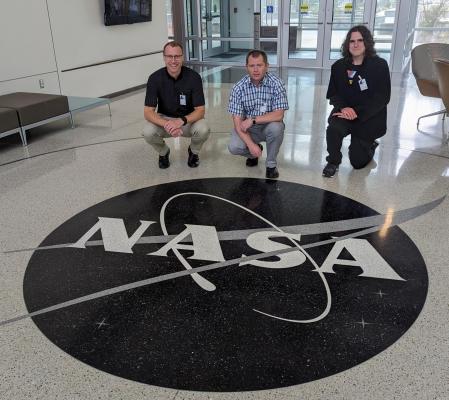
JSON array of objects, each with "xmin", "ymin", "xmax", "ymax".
[{"xmin": 181, "ymin": 116, "xmax": 188, "ymax": 125}]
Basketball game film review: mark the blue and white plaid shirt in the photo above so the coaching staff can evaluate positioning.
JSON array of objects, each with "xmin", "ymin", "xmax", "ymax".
[{"xmin": 228, "ymin": 71, "xmax": 289, "ymax": 118}]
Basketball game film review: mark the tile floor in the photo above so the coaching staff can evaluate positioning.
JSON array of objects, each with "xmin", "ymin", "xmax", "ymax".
[{"xmin": 0, "ymin": 66, "xmax": 448, "ymax": 400}]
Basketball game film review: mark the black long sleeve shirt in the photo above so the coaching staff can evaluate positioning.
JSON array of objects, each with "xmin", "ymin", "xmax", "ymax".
[{"xmin": 326, "ymin": 56, "xmax": 391, "ymax": 137}]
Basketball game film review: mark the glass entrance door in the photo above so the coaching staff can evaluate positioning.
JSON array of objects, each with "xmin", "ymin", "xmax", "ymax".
[
  {"xmin": 201, "ymin": 0, "xmax": 224, "ymax": 58},
  {"xmin": 282, "ymin": 0, "xmax": 371, "ymax": 68},
  {"xmin": 281, "ymin": 0, "xmax": 326, "ymax": 68},
  {"xmin": 322, "ymin": 0, "xmax": 371, "ymax": 68},
  {"xmin": 181, "ymin": 0, "xmax": 399, "ymax": 69}
]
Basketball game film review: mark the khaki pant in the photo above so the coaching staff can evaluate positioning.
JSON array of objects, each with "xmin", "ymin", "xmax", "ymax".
[{"xmin": 142, "ymin": 117, "xmax": 210, "ymax": 156}]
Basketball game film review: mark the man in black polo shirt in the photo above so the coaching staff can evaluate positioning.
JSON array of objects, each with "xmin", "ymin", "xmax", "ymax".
[{"xmin": 142, "ymin": 41, "xmax": 210, "ymax": 168}]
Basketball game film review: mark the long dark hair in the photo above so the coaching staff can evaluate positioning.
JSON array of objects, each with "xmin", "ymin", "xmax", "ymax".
[{"xmin": 341, "ymin": 25, "xmax": 376, "ymax": 60}]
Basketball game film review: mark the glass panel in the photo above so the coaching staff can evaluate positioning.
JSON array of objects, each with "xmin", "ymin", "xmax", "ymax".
[
  {"xmin": 201, "ymin": 40, "xmax": 254, "ymax": 63},
  {"xmin": 166, "ymin": 0, "xmax": 173, "ymax": 38},
  {"xmin": 200, "ymin": 0, "xmax": 223, "ymax": 56},
  {"xmin": 288, "ymin": 0, "xmax": 321, "ymax": 60},
  {"xmin": 186, "ymin": 40, "xmax": 198, "ymax": 60},
  {"xmin": 212, "ymin": 14, "xmax": 221, "ymax": 47},
  {"xmin": 413, "ymin": 0, "xmax": 449, "ymax": 46},
  {"xmin": 211, "ymin": 0, "xmax": 221, "ymax": 42},
  {"xmin": 261, "ymin": 41, "xmax": 278, "ymax": 65},
  {"xmin": 185, "ymin": 0, "xmax": 194, "ymax": 36},
  {"xmin": 330, "ymin": 0, "xmax": 366, "ymax": 60},
  {"xmin": 201, "ymin": 0, "xmax": 207, "ymax": 37},
  {"xmin": 199, "ymin": 39, "xmax": 277, "ymax": 65},
  {"xmin": 373, "ymin": 0, "xmax": 398, "ymax": 65},
  {"xmin": 261, "ymin": 0, "xmax": 280, "ymax": 39}
]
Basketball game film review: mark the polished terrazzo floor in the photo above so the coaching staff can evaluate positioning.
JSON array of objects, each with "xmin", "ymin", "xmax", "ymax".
[{"xmin": 0, "ymin": 66, "xmax": 448, "ymax": 399}]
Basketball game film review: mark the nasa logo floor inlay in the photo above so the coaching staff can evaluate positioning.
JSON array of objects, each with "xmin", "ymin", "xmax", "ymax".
[{"xmin": 20, "ymin": 178, "xmax": 431, "ymax": 391}]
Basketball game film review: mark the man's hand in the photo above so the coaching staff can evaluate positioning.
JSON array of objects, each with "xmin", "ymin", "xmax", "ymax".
[
  {"xmin": 164, "ymin": 118, "xmax": 184, "ymax": 135},
  {"xmin": 170, "ymin": 128, "xmax": 183, "ymax": 137},
  {"xmin": 248, "ymin": 141, "xmax": 262, "ymax": 158},
  {"xmin": 332, "ymin": 107, "xmax": 357, "ymax": 120},
  {"xmin": 240, "ymin": 117, "xmax": 253, "ymax": 133}
]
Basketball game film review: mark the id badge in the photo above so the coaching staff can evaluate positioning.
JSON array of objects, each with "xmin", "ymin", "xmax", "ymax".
[
  {"xmin": 180, "ymin": 94, "xmax": 187, "ymax": 106},
  {"xmin": 359, "ymin": 78, "xmax": 368, "ymax": 91},
  {"xmin": 260, "ymin": 104, "xmax": 267, "ymax": 113}
]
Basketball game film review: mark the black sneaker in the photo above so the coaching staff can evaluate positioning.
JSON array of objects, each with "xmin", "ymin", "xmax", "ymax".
[
  {"xmin": 246, "ymin": 144, "xmax": 263, "ymax": 167},
  {"xmin": 266, "ymin": 167, "xmax": 279, "ymax": 179},
  {"xmin": 159, "ymin": 149, "xmax": 170, "ymax": 169},
  {"xmin": 187, "ymin": 146, "xmax": 199, "ymax": 168},
  {"xmin": 322, "ymin": 162, "xmax": 338, "ymax": 178}
]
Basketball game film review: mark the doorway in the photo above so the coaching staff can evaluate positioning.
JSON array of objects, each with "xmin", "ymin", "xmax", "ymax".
[
  {"xmin": 181, "ymin": 0, "xmax": 400, "ymax": 69},
  {"xmin": 281, "ymin": 0, "xmax": 397, "ymax": 68}
]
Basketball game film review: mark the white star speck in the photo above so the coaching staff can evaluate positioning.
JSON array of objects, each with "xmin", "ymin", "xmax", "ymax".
[
  {"xmin": 355, "ymin": 317, "xmax": 373, "ymax": 329},
  {"xmin": 95, "ymin": 318, "xmax": 109, "ymax": 329},
  {"xmin": 374, "ymin": 289, "xmax": 387, "ymax": 298}
]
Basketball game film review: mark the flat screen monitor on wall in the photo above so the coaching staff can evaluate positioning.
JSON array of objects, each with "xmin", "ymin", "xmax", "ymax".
[{"xmin": 104, "ymin": 0, "xmax": 152, "ymax": 26}]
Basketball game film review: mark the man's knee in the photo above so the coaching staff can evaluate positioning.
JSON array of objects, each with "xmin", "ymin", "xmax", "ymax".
[
  {"xmin": 228, "ymin": 141, "xmax": 246, "ymax": 155},
  {"xmin": 191, "ymin": 119, "xmax": 210, "ymax": 141},
  {"xmin": 350, "ymin": 157, "xmax": 370, "ymax": 169},
  {"xmin": 265, "ymin": 121, "xmax": 285, "ymax": 140},
  {"xmin": 349, "ymin": 143, "xmax": 372, "ymax": 169},
  {"xmin": 142, "ymin": 122, "xmax": 162, "ymax": 142}
]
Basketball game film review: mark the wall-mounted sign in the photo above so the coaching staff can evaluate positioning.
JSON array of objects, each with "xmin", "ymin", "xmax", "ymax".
[
  {"xmin": 300, "ymin": 4, "xmax": 309, "ymax": 14},
  {"xmin": 344, "ymin": 3, "xmax": 353, "ymax": 14},
  {"xmin": 266, "ymin": 5, "xmax": 274, "ymax": 14}
]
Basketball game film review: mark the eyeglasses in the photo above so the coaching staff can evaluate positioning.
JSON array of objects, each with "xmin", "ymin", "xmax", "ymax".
[
  {"xmin": 164, "ymin": 54, "xmax": 183, "ymax": 61},
  {"xmin": 349, "ymin": 39, "xmax": 364, "ymax": 45}
]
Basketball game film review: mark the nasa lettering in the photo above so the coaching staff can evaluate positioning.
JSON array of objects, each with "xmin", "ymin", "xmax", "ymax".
[{"xmin": 22, "ymin": 178, "xmax": 429, "ymax": 391}]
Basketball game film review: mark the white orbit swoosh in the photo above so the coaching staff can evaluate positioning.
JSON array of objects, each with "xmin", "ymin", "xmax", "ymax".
[
  {"xmin": 159, "ymin": 192, "xmax": 332, "ymax": 324},
  {"xmin": 0, "ymin": 196, "xmax": 444, "ymax": 327}
]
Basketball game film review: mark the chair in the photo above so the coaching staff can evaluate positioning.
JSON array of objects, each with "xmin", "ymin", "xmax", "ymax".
[
  {"xmin": 411, "ymin": 43, "xmax": 449, "ymax": 131},
  {"xmin": 434, "ymin": 58, "xmax": 449, "ymax": 142}
]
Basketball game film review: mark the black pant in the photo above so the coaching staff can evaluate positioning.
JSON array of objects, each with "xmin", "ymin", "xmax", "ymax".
[{"xmin": 326, "ymin": 117, "xmax": 380, "ymax": 169}]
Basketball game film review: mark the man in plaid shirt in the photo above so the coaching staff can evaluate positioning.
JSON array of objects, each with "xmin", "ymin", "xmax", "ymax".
[{"xmin": 228, "ymin": 49, "xmax": 289, "ymax": 179}]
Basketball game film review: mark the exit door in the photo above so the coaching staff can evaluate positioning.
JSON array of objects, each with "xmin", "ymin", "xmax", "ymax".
[{"xmin": 281, "ymin": 0, "xmax": 371, "ymax": 68}]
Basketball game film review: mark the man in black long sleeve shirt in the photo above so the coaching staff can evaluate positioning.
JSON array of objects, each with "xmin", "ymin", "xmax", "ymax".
[{"xmin": 322, "ymin": 26, "xmax": 391, "ymax": 178}]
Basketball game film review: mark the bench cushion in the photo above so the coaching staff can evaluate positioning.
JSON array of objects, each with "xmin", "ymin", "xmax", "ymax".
[
  {"xmin": 0, "ymin": 107, "xmax": 20, "ymax": 134},
  {"xmin": 0, "ymin": 92, "xmax": 69, "ymax": 126}
]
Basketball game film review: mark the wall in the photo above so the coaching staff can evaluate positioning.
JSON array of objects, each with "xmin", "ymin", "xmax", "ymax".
[
  {"xmin": 0, "ymin": 0, "xmax": 60, "ymax": 94},
  {"xmin": 229, "ymin": 0, "xmax": 254, "ymax": 50},
  {"xmin": 0, "ymin": 0, "xmax": 167, "ymax": 97}
]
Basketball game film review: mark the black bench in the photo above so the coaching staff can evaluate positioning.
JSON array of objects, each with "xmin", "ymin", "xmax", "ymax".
[
  {"xmin": 0, "ymin": 92, "xmax": 71, "ymax": 146},
  {"xmin": 0, "ymin": 107, "xmax": 25, "ymax": 145}
]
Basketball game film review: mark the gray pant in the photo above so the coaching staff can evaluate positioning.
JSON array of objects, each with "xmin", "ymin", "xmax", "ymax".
[
  {"xmin": 228, "ymin": 122, "xmax": 285, "ymax": 168},
  {"xmin": 142, "ymin": 118, "xmax": 210, "ymax": 156}
]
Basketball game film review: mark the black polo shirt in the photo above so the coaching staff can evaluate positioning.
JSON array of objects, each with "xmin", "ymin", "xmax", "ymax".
[{"xmin": 144, "ymin": 66, "xmax": 205, "ymax": 118}]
